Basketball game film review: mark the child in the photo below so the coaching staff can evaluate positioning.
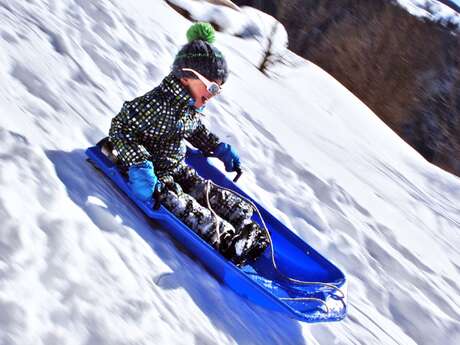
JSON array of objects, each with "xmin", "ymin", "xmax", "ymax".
[{"xmin": 109, "ymin": 23, "xmax": 268, "ymax": 266}]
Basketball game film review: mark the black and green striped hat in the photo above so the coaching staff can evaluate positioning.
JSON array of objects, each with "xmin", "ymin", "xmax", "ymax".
[{"xmin": 172, "ymin": 22, "xmax": 228, "ymax": 84}]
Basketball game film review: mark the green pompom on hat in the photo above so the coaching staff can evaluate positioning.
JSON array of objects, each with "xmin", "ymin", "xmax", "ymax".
[
  {"xmin": 186, "ymin": 22, "xmax": 216, "ymax": 44},
  {"xmin": 172, "ymin": 22, "xmax": 228, "ymax": 84}
]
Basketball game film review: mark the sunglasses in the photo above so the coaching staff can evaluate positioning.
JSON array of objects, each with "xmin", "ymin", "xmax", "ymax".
[{"xmin": 182, "ymin": 68, "xmax": 222, "ymax": 96}]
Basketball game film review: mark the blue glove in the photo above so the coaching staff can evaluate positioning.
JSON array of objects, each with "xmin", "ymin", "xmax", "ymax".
[
  {"xmin": 214, "ymin": 143, "xmax": 240, "ymax": 172},
  {"xmin": 128, "ymin": 161, "xmax": 158, "ymax": 202}
]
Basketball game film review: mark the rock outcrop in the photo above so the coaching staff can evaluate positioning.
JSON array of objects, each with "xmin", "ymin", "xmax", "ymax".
[{"xmin": 234, "ymin": 0, "xmax": 460, "ymax": 176}]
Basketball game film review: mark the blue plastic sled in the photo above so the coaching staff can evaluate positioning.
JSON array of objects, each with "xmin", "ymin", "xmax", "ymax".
[{"xmin": 85, "ymin": 143, "xmax": 347, "ymax": 322}]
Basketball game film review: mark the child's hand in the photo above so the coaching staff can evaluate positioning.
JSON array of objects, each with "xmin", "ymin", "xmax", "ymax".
[
  {"xmin": 214, "ymin": 143, "xmax": 240, "ymax": 172},
  {"xmin": 128, "ymin": 161, "xmax": 158, "ymax": 202}
]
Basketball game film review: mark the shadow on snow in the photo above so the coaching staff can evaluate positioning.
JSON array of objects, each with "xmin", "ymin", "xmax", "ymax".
[{"xmin": 46, "ymin": 148, "xmax": 307, "ymax": 345}]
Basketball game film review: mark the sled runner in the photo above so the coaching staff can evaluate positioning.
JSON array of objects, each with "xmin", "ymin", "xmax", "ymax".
[{"xmin": 86, "ymin": 140, "xmax": 347, "ymax": 322}]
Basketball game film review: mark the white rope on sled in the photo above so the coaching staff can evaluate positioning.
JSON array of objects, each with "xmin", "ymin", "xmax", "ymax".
[
  {"xmin": 205, "ymin": 179, "xmax": 222, "ymax": 249},
  {"xmin": 204, "ymin": 179, "xmax": 346, "ymax": 315}
]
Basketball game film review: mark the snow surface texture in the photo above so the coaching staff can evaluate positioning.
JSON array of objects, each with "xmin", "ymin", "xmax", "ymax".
[
  {"xmin": 0, "ymin": 0, "xmax": 459, "ymax": 344},
  {"xmin": 397, "ymin": 0, "xmax": 460, "ymax": 25}
]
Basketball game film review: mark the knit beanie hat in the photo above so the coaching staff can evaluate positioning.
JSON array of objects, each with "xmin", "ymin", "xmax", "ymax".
[{"xmin": 172, "ymin": 22, "xmax": 228, "ymax": 84}]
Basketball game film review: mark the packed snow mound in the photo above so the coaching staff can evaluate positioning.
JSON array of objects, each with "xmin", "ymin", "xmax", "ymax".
[
  {"xmin": 0, "ymin": 0, "xmax": 460, "ymax": 344},
  {"xmin": 166, "ymin": 0, "xmax": 288, "ymax": 55},
  {"xmin": 397, "ymin": 0, "xmax": 460, "ymax": 25}
]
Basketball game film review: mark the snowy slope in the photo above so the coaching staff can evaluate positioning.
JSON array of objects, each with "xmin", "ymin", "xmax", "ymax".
[{"xmin": 0, "ymin": 1, "xmax": 459, "ymax": 344}]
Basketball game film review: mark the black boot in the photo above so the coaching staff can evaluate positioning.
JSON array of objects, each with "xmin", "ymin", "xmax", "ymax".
[{"xmin": 229, "ymin": 222, "xmax": 269, "ymax": 267}]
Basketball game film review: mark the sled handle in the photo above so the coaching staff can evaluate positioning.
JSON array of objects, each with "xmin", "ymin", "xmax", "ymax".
[
  {"xmin": 204, "ymin": 152, "xmax": 243, "ymax": 183},
  {"xmin": 153, "ymin": 182, "xmax": 164, "ymax": 210},
  {"xmin": 233, "ymin": 165, "xmax": 242, "ymax": 183}
]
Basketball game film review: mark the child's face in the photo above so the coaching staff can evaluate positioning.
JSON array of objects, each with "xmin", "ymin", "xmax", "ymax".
[{"xmin": 181, "ymin": 78, "xmax": 222, "ymax": 109}]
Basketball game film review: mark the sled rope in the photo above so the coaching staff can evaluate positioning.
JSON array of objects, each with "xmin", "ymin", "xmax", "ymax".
[
  {"xmin": 205, "ymin": 179, "xmax": 346, "ymax": 314},
  {"xmin": 205, "ymin": 180, "xmax": 222, "ymax": 249}
]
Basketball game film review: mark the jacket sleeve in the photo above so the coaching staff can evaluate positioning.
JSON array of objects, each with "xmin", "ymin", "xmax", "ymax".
[
  {"xmin": 109, "ymin": 102, "xmax": 151, "ymax": 167},
  {"xmin": 186, "ymin": 118, "xmax": 220, "ymax": 155}
]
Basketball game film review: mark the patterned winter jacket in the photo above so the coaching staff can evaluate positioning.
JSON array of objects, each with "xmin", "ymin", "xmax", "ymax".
[{"xmin": 109, "ymin": 73, "xmax": 220, "ymax": 178}]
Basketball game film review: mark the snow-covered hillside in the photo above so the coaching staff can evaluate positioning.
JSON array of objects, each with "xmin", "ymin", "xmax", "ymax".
[{"xmin": 0, "ymin": 1, "xmax": 459, "ymax": 344}]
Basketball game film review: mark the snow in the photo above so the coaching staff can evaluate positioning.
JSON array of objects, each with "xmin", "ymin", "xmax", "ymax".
[
  {"xmin": 167, "ymin": 0, "xmax": 288, "ymax": 55},
  {"xmin": 396, "ymin": 0, "xmax": 460, "ymax": 25},
  {"xmin": 0, "ymin": 0, "xmax": 459, "ymax": 344}
]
